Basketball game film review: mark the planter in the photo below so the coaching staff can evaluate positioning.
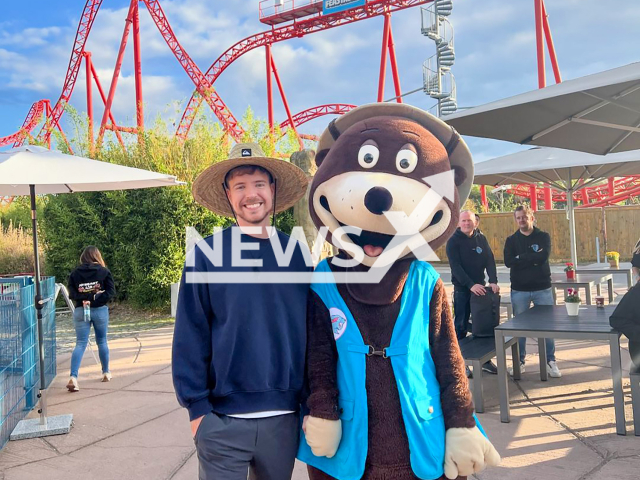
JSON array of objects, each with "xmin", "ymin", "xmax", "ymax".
[
  {"xmin": 565, "ymin": 302, "xmax": 580, "ymax": 316},
  {"xmin": 565, "ymin": 270, "xmax": 575, "ymax": 280},
  {"xmin": 609, "ymin": 259, "xmax": 620, "ymax": 269}
]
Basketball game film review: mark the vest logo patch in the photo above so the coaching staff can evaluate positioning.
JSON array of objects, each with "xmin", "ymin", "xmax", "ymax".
[
  {"xmin": 329, "ymin": 307, "xmax": 347, "ymax": 340},
  {"xmin": 531, "ymin": 244, "xmax": 540, "ymax": 252},
  {"xmin": 475, "ymin": 246, "xmax": 483, "ymax": 254}
]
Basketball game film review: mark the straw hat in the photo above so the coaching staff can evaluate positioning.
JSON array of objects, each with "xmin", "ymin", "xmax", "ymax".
[
  {"xmin": 192, "ymin": 142, "xmax": 308, "ymax": 217},
  {"xmin": 316, "ymin": 103, "xmax": 474, "ymax": 204}
]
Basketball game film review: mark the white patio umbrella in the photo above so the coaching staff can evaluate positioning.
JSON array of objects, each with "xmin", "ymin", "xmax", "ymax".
[
  {"xmin": 473, "ymin": 147, "xmax": 640, "ymax": 267},
  {"xmin": 445, "ymin": 62, "xmax": 640, "ymax": 155},
  {"xmin": 0, "ymin": 145, "xmax": 184, "ymax": 439}
]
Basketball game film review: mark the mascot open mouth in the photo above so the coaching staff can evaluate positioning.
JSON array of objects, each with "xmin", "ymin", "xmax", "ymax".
[{"xmin": 321, "ymin": 195, "xmax": 444, "ymax": 258}]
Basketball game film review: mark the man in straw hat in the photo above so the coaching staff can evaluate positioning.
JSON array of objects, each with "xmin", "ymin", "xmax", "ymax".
[{"xmin": 172, "ymin": 142, "xmax": 312, "ymax": 480}]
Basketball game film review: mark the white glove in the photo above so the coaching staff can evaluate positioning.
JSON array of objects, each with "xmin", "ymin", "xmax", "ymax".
[
  {"xmin": 303, "ymin": 415, "xmax": 342, "ymax": 458},
  {"xmin": 444, "ymin": 426, "xmax": 501, "ymax": 479}
]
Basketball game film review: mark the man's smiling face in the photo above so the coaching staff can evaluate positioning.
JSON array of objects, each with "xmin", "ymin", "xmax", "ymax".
[{"xmin": 225, "ymin": 167, "xmax": 275, "ymax": 226}]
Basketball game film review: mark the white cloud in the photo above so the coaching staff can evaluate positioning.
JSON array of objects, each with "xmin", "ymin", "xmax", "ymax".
[{"xmin": 0, "ymin": 26, "xmax": 61, "ymax": 48}]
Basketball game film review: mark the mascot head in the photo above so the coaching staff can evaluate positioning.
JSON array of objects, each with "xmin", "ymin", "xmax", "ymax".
[{"xmin": 310, "ymin": 103, "xmax": 474, "ymax": 267}]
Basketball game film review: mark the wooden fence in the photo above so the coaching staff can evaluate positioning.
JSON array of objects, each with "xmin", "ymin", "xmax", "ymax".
[{"xmin": 434, "ymin": 205, "xmax": 640, "ymax": 263}]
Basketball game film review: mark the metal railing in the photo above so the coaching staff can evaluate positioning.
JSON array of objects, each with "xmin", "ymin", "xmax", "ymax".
[
  {"xmin": 259, "ymin": 0, "xmax": 323, "ymax": 21},
  {"xmin": 0, "ymin": 277, "xmax": 56, "ymax": 449}
]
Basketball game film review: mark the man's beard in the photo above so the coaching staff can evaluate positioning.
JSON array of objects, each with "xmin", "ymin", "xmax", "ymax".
[{"xmin": 236, "ymin": 210, "xmax": 271, "ymax": 225}]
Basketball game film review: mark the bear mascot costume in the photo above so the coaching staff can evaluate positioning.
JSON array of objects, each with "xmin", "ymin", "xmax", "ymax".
[{"xmin": 297, "ymin": 103, "xmax": 500, "ymax": 480}]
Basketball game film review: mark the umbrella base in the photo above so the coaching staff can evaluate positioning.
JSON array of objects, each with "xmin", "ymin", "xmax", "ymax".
[{"xmin": 10, "ymin": 414, "xmax": 73, "ymax": 440}]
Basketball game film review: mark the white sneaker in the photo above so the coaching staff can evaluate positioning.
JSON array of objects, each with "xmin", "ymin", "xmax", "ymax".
[
  {"xmin": 66, "ymin": 377, "xmax": 79, "ymax": 392},
  {"xmin": 508, "ymin": 362, "xmax": 525, "ymax": 376},
  {"xmin": 102, "ymin": 372, "xmax": 112, "ymax": 382},
  {"xmin": 547, "ymin": 361, "xmax": 562, "ymax": 378}
]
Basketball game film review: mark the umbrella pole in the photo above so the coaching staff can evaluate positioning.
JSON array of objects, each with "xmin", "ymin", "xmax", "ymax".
[
  {"xmin": 9, "ymin": 186, "xmax": 73, "ymax": 440},
  {"xmin": 565, "ymin": 173, "xmax": 579, "ymax": 267},
  {"xmin": 29, "ymin": 185, "xmax": 48, "ymax": 425}
]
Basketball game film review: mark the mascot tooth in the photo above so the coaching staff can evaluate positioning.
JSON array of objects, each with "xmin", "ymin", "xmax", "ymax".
[{"xmin": 298, "ymin": 103, "xmax": 501, "ymax": 480}]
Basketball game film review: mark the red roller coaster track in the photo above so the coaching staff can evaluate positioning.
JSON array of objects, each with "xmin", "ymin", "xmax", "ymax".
[
  {"xmin": 1, "ymin": 0, "xmax": 638, "ymax": 209},
  {"xmin": 175, "ymin": 0, "xmax": 430, "ymax": 140},
  {"xmin": 279, "ymin": 103, "xmax": 357, "ymax": 136}
]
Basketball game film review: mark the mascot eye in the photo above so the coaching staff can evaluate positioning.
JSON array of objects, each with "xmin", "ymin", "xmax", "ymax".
[
  {"xmin": 358, "ymin": 144, "xmax": 379, "ymax": 169},
  {"xmin": 396, "ymin": 149, "xmax": 417, "ymax": 173}
]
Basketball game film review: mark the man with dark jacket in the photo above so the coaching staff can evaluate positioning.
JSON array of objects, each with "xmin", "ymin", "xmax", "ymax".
[
  {"xmin": 504, "ymin": 205, "xmax": 561, "ymax": 378},
  {"xmin": 446, "ymin": 210, "xmax": 499, "ymax": 375}
]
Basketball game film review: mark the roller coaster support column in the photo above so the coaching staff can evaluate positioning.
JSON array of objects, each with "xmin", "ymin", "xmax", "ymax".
[
  {"xmin": 84, "ymin": 52, "xmax": 94, "ymax": 151},
  {"xmin": 530, "ymin": 185, "xmax": 538, "ymax": 211},
  {"xmin": 377, "ymin": 12, "xmax": 391, "ymax": 102},
  {"xmin": 480, "ymin": 185, "xmax": 488, "ymax": 212},
  {"xmin": 266, "ymin": 44, "xmax": 274, "ymax": 133},
  {"xmin": 97, "ymin": 0, "xmax": 137, "ymax": 146},
  {"xmin": 581, "ymin": 189, "xmax": 590, "ymax": 205},
  {"xmin": 87, "ymin": 58, "xmax": 126, "ymax": 149},
  {"xmin": 387, "ymin": 23, "xmax": 402, "ymax": 104},
  {"xmin": 42, "ymin": 100, "xmax": 73, "ymax": 153},
  {"xmin": 535, "ymin": 0, "xmax": 561, "ymax": 209},
  {"xmin": 270, "ymin": 57, "xmax": 303, "ymax": 150},
  {"xmin": 133, "ymin": 0, "xmax": 144, "ymax": 135},
  {"xmin": 608, "ymin": 178, "xmax": 615, "ymax": 197},
  {"xmin": 541, "ymin": 1, "xmax": 561, "ymax": 83},
  {"xmin": 544, "ymin": 186, "xmax": 552, "ymax": 209},
  {"xmin": 44, "ymin": 101, "xmax": 52, "ymax": 149},
  {"xmin": 534, "ymin": 0, "xmax": 545, "ymax": 89}
]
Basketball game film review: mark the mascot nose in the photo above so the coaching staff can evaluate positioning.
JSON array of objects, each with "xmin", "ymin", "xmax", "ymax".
[{"xmin": 364, "ymin": 187, "xmax": 394, "ymax": 215}]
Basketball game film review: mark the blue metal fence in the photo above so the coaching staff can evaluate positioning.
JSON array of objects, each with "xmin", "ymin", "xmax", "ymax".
[{"xmin": 0, "ymin": 277, "xmax": 56, "ymax": 449}]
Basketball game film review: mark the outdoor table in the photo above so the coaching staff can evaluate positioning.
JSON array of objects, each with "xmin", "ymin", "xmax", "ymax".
[
  {"xmin": 551, "ymin": 273, "xmax": 614, "ymax": 305},
  {"xmin": 494, "ymin": 305, "xmax": 626, "ymax": 435},
  {"xmin": 576, "ymin": 266, "xmax": 634, "ymax": 289}
]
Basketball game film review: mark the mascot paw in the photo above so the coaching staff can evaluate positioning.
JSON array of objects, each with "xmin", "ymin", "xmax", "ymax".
[
  {"xmin": 303, "ymin": 415, "xmax": 342, "ymax": 458},
  {"xmin": 443, "ymin": 426, "xmax": 500, "ymax": 479}
]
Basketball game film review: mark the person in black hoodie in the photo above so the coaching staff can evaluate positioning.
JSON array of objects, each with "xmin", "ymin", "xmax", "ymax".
[
  {"xmin": 504, "ymin": 205, "xmax": 561, "ymax": 378},
  {"xmin": 67, "ymin": 246, "xmax": 116, "ymax": 392},
  {"xmin": 446, "ymin": 210, "xmax": 499, "ymax": 375}
]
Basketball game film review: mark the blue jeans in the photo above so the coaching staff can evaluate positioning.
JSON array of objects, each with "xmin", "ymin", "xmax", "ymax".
[
  {"xmin": 511, "ymin": 288, "xmax": 556, "ymax": 363},
  {"xmin": 70, "ymin": 306, "xmax": 110, "ymax": 378}
]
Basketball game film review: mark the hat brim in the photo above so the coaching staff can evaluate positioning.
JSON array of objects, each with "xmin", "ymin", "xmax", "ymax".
[
  {"xmin": 192, "ymin": 156, "xmax": 309, "ymax": 217},
  {"xmin": 317, "ymin": 103, "xmax": 474, "ymax": 205}
]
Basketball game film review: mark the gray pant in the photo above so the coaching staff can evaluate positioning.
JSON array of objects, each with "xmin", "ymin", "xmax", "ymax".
[{"xmin": 194, "ymin": 412, "xmax": 299, "ymax": 480}]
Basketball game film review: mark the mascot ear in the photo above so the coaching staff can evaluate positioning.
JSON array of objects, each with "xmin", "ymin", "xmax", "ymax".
[
  {"xmin": 452, "ymin": 165, "xmax": 467, "ymax": 187},
  {"xmin": 315, "ymin": 149, "xmax": 330, "ymax": 168}
]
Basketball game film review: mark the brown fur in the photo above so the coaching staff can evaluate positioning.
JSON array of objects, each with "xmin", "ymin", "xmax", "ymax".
[{"xmin": 306, "ymin": 261, "xmax": 474, "ymax": 480}]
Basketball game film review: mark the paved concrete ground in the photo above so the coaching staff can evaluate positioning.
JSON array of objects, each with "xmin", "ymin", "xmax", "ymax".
[{"xmin": 1, "ymin": 266, "xmax": 639, "ymax": 479}]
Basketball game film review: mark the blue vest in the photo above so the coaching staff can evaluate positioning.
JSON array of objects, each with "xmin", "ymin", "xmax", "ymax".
[{"xmin": 298, "ymin": 259, "xmax": 447, "ymax": 480}]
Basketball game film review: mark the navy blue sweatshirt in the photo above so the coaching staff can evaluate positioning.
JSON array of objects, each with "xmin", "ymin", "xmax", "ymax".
[
  {"xmin": 446, "ymin": 228, "xmax": 498, "ymax": 290},
  {"xmin": 172, "ymin": 227, "xmax": 312, "ymax": 420}
]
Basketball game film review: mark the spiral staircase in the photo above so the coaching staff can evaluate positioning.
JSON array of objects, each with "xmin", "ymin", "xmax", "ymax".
[{"xmin": 421, "ymin": 0, "xmax": 457, "ymax": 116}]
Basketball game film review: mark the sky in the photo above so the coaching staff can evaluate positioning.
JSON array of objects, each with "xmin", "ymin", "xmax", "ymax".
[{"xmin": 0, "ymin": 0, "xmax": 639, "ymax": 162}]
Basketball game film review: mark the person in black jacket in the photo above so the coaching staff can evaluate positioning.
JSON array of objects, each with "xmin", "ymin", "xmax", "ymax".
[
  {"xmin": 632, "ymin": 238, "xmax": 640, "ymax": 285},
  {"xmin": 67, "ymin": 246, "xmax": 116, "ymax": 392},
  {"xmin": 504, "ymin": 205, "xmax": 561, "ymax": 378},
  {"xmin": 446, "ymin": 210, "xmax": 500, "ymax": 375}
]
